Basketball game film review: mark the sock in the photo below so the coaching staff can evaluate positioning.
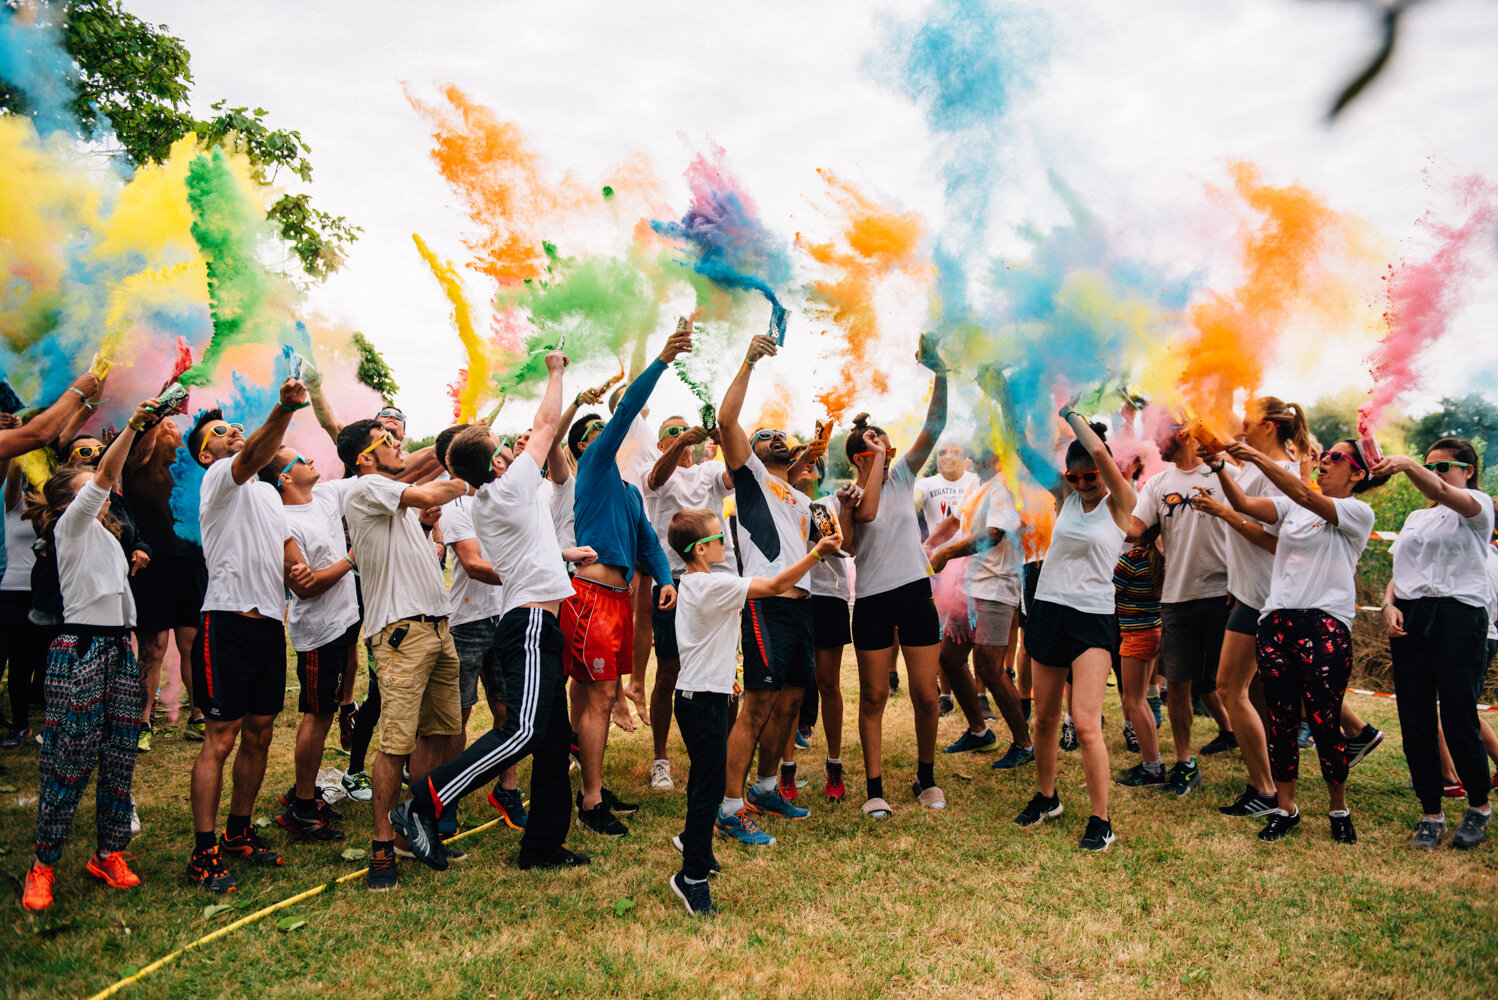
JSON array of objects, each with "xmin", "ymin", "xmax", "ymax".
[
  {"xmin": 780, "ymin": 760, "xmax": 796, "ymax": 772},
  {"xmin": 916, "ymin": 762, "xmax": 935, "ymax": 790},
  {"xmin": 867, "ymin": 776, "xmax": 884, "ymax": 801},
  {"xmin": 1143, "ymin": 760, "xmax": 1163, "ymax": 775},
  {"xmin": 1021, "ymin": 698, "xmax": 1031, "ymax": 721},
  {"xmin": 1476, "ymin": 805, "xmax": 1492, "ymax": 815},
  {"xmin": 1329, "ymin": 809, "xmax": 1350, "ymax": 818},
  {"xmin": 1064, "ymin": 712, "xmax": 1074, "ymax": 725},
  {"xmin": 226, "ymin": 814, "xmax": 251, "ymax": 839},
  {"xmin": 826, "ymin": 757, "xmax": 841, "ymax": 767},
  {"xmin": 1147, "ymin": 684, "xmax": 1160, "ymax": 698},
  {"xmin": 653, "ymin": 757, "xmax": 669, "ymax": 766},
  {"xmin": 720, "ymin": 797, "xmax": 744, "ymax": 818},
  {"xmin": 294, "ymin": 795, "xmax": 318, "ymax": 817},
  {"xmin": 194, "ymin": 831, "xmax": 216, "ymax": 852},
  {"xmin": 372, "ymin": 838, "xmax": 394, "ymax": 855},
  {"xmin": 754, "ymin": 775, "xmax": 777, "ymax": 794},
  {"xmin": 1424, "ymin": 813, "xmax": 1446, "ymax": 822}
]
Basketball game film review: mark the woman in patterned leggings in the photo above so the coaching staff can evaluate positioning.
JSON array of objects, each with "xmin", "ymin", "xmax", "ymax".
[{"xmin": 1203, "ymin": 437, "xmax": 1385, "ymax": 844}]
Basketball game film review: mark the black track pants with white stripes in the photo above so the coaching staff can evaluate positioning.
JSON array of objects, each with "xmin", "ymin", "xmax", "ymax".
[{"xmin": 412, "ymin": 607, "xmax": 570, "ymax": 852}]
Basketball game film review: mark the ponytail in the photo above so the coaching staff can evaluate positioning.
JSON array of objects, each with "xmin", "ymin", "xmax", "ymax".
[{"xmin": 1252, "ymin": 396, "xmax": 1313, "ymax": 458}]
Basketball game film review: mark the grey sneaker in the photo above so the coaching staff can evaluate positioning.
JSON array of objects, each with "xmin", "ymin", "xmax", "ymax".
[
  {"xmin": 1411, "ymin": 817, "xmax": 1446, "ymax": 850},
  {"xmin": 1452, "ymin": 807, "xmax": 1491, "ymax": 850}
]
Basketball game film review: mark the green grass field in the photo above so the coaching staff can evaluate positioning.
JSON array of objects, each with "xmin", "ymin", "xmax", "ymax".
[{"xmin": 3, "ymin": 655, "xmax": 1497, "ymax": 1000}]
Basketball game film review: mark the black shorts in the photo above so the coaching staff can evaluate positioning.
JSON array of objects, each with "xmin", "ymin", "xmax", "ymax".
[
  {"xmin": 1018, "ymin": 560, "xmax": 1043, "ymax": 628},
  {"xmin": 651, "ymin": 580, "xmax": 681, "ymax": 661},
  {"xmin": 131, "ymin": 549, "xmax": 208, "ymax": 634},
  {"xmin": 1159, "ymin": 596, "xmax": 1230, "ymax": 690},
  {"xmin": 1225, "ymin": 598, "xmax": 1260, "ymax": 636},
  {"xmin": 296, "ymin": 621, "xmax": 359, "ymax": 715},
  {"xmin": 193, "ymin": 611, "xmax": 287, "ymax": 722},
  {"xmin": 851, "ymin": 578, "xmax": 940, "ymax": 650},
  {"xmin": 741, "ymin": 597, "xmax": 814, "ymax": 691},
  {"xmin": 1023, "ymin": 599, "xmax": 1119, "ymax": 668},
  {"xmin": 810, "ymin": 595, "xmax": 851, "ymax": 649}
]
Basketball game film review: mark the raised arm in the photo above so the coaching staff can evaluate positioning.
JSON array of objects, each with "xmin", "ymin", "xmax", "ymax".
[
  {"xmin": 1061, "ymin": 407, "xmax": 1135, "ymax": 526},
  {"xmin": 1191, "ymin": 466, "xmax": 1278, "ymax": 551},
  {"xmin": 648, "ymin": 426, "xmax": 707, "ymax": 491},
  {"xmin": 1370, "ymin": 455, "xmax": 1484, "ymax": 518},
  {"xmin": 903, "ymin": 334, "xmax": 948, "ymax": 475},
  {"xmin": 1206, "ymin": 455, "xmax": 1281, "ymax": 524},
  {"xmin": 93, "ymin": 398, "xmax": 156, "ymax": 491},
  {"xmin": 717, "ymin": 332, "xmax": 778, "ymax": 470},
  {"xmin": 305, "ymin": 368, "xmax": 344, "ymax": 446},
  {"xmin": 748, "ymin": 534, "xmax": 842, "ymax": 598},
  {"xmin": 1225, "ymin": 441, "xmax": 1340, "ymax": 523},
  {"xmin": 850, "ymin": 427, "xmax": 887, "ymax": 524},
  {"xmin": 232, "ymin": 378, "xmax": 309, "ymax": 486},
  {"xmin": 525, "ymin": 350, "xmax": 569, "ymax": 468},
  {"xmin": 582, "ymin": 321, "xmax": 691, "ymax": 473},
  {"xmin": 0, "ymin": 372, "xmax": 101, "ymax": 461}
]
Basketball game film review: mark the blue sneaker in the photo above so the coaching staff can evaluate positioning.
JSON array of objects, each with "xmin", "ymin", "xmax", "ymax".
[
  {"xmin": 488, "ymin": 787, "xmax": 528, "ymax": 829},
  {"xmin": 944, "ymin": 729, "xmax": 997, "ymax": 754},
  {"xmin": 437, "ymin": 802, "xmax": 459, "ymax": 838},
  {"xmin": 794, "ymin": 727, "xmax": 812, "ymax": 750},
  {"xmin": 715, "ymin": 808, "xmax": 776, "ymax": 846},
  {"xmin": 991, "ymin": 743, "xmax": 1036, "ymax": 770},
  {"xmin": 1147, "ymin": 695, "xmax": 1163, "ymax": 728},
  {"xmin": 746, "ymin": 784, "xmax": 810, "ymax": 819}
]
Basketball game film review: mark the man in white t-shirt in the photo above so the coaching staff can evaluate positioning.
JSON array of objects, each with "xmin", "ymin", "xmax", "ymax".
[
  {"xmin": 641, "ymin": 417, "xmax": 734, "ymax": 789},
  {"xmin": 1128, "ymin": 419, "xmax": 1234, "ymax": 797},
  {"xmin": 398, "ymin": 351, "xmax": 598, "ymax": 872},
  {"xmin": 916, "ymin": 445, "xmax": 979, "ymax": 537},
  {"xmin": 261, "ymin": 447, "xmax": 358, "ymax": 844},
  {"xmin": 338, "ymin": 418, "xmax": 468, "ymax": 890},
  {"xmin": 184, "ymin": 378, "xmax": 304, "ymax": 894}
]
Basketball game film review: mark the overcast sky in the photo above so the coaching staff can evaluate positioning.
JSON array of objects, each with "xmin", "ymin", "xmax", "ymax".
[{"xmin": 126, "ymin": 0, "xmax": 1498, "ymax": 436}]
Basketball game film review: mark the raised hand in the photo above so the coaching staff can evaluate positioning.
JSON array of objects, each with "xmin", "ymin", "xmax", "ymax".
[
  {"xmin": 659, "ymin": 317, "xmax": 694, "ymax": 363},
  {"xmin": 279, "ymin": 377, "xmax": 309, "ymax": 409},
  {"xmin": 545, "ymin": 350, "xmax": 569, "ymax": 374},
  {"xmin": 745, "ymin": 333, "xmax": 778, "ymax": 366}
]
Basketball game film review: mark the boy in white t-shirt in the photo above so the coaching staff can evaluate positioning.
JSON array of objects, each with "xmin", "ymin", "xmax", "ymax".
[{"xmin": 666, "ymin": 507, "xmax": 840, "ymax": 916}]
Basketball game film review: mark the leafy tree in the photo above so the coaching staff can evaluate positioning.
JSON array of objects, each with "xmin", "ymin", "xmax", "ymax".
[
  {"xmin": 352, "ymin": 332, "xmax": 400, "ymax": 405},
  {"xmin": 1408, "ymin": 394, "xmax": 1498, "ymax": 462},
  {"xmin": 0, "ymin": 0, "xmax": 358, "ymax": 277}
]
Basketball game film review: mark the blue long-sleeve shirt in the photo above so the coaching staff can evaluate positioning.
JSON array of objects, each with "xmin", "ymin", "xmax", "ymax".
[{"xmin": 575, "ymin": 357, "xmax": 674, "ymax": 584}]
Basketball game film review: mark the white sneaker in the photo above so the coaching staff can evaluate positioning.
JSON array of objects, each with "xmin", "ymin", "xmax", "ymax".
[
  {"xmin": 650, "ymin": 758, "xmax": 674, "ymax": 790},
  {"xmin": 129, "ymin": 796, "xmax": 142, "ymax": 835}
]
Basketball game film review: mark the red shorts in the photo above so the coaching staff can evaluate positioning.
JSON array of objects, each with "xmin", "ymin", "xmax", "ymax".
[
  {"xmin": 561, "ymin": 576, "xmax": 634, "ymax": 682},
  {"xmin": 1118, "ymin": 627, "xmax": 1161, "ymax": 661}
]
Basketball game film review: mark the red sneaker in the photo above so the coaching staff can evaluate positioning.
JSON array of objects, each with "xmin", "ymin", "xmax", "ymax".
[
  {"xmin": 1444, "ymin": 779, "xmax": 1466, "ymax": 798},
  {"xmin": 824, "ymin": 760, "xmax": 846, "ymax": 802},
  {"xmin": 86, "ymin": 851, "xmax": 142, "ymax": 888},
  {"xmin": 779, "ymin": 764, "xmax": 799, "ymax": 802},
  {"xmin": 22, "ymin": 863, "xmax": 55, "ymax": 911}
]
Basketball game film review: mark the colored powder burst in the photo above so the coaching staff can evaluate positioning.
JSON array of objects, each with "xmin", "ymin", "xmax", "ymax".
[
  {"xmin": 0, "ymin": 5, "xmax": 81, "ymax": 139},
  {"xmin": 180, "ymin": 147, "xmax": 292, "ymax": 387},
  {"xmin": 406, "ymin": 84, "xmax": 587, "ymax": 286},
  {"xmin": 800, "ymin": 170, "xmax": 927, "ymax": 419},
  {"xmin": 650, "ymin": 145, "xmax": 793, "ymax": 311},
  {"xmin": 167, "ymin": 445, "xmax": 205, "ymax": 544},
  {"xmin": 413, "ymin": 232, "xmax": 489, "ymax": 420},
  {"xmin": 1358, "ymin": 177, "xmax": 1498, "ymax": 436}
]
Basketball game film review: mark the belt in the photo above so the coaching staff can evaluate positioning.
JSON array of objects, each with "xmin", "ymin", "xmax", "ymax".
[
  {"xmin": 678, "ymin": 690, "xmax": 731, "ymax": 701},
  {"xmin": 401, "ymin": 614, "xmax": 445, "ymax": 624}
]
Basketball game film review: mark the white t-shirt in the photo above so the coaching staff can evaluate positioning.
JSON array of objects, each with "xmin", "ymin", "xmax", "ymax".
[
  {"xmin": 964, "ymin": 477, "xmax": 1023, "ymax": 606},
  {"xmin": 1222, "ymin": 460, "xmax": 1296, "ymax": 611},
  {"xmin": 283, "ymin": 478, "xmax": 360, "ymax": 652},
  {"xmin": 1131, "ymin": 464, "xmax": 1229, "ymax": 604},
  {"xmin": 1390, "ymin": 488, "xmax": 1495, "ymax": 608},
  {"xmin": 730, "ymin": 453, "xmax": 812, "ymax": 589},
  {"xmin": 199, "ymin": 458, "xmax": 290, "ymax": 619},
  {"xmin": 616, "ymin": 414, "xmax": 657, "ymax": 491},
  {"xmin": 1261, "ymin": 494, "xmax": 1375, "ymax": 627},
  {"xmin": 473, "ymin": 452, "xmax": 575, "ymax": 615},
  {"xmin": 1483, "ymin": 546, "xmax": 1498, "ymax": 641},
  {"xmin": 56, "ymin": 480, "xmax": 135, "ymax": 627},
  {"xmin": 546, "ymin": 474, "xmax": 576, "ymax": 550},
  {"xmin": 1034, "ymin": 491, "xmax": 1128, "ymax": 615},
  {"xmin": 646, "ymin": 459, "xmax": 735, "ymax": 578},
  {"xmin": 439, "ymin": 494, "xmax": 505, "ymax": 626},
  {"xmin": 343, "ymin": 474, "xmax": 449, "ymax": 634},
  {"xmin": 808, "ymin": 494, "xmax": 852, "ymax": 600},
  {"xmin": 3, "ymin": 493, "xmax": 37, "ymax": 591},
  {"xmin": 675, "ymin": 572, "xmax": 752, "ymax": 694},
  {"xmin": 852, "ymin": 461, "xmax": 932, "ymax": 597},
  {"xmin": 916, "ymin": 470, "xmax": 979, "ymax": 532}
]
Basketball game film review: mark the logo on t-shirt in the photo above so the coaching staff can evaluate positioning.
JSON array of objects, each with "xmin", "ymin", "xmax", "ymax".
[{"xmin": 1162, "ymin": 486, "xmax": 1215, "ymax": 519}]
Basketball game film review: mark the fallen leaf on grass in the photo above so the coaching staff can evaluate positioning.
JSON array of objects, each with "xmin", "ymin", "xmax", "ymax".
[
  {"xmin": 252, "ymin": 817, "xmax": 270, "ymax": 829},
  {"xmin": 0, "ymin": 783, "xmax": 18, "ymax": 793},
  {"xmin": 0, "ymin": 845, "xmax": 10, "ymax": 855},
  {"xmin": 952, "ymin": 770, "xmax": 973, "ymax": 782},
  {"xmin": 340, "ymin": 848, "xmax": 366, "ymax": 861},
  {"xmin": 613, "ymin": 898, "xmax": 635, "ymax": 917},
  {"xmin": 202, "ymin": 903, "xmax": 233, "ymax": 920},
  {"xmin": 276, "ymin": 917, "xmax": 307, "ymax": 932},
  {"xmin": 116, "ymin": 966, "xmax": 139, "ymax": 979}
]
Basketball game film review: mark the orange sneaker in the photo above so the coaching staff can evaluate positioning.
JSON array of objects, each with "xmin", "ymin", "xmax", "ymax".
[
  {"xmin": 22, "ymin": 863, "xmax": 55, "ymax": 911},
  {"xmin": 86, "ymin": 851, "xmax": 142, "ymax": 889}
]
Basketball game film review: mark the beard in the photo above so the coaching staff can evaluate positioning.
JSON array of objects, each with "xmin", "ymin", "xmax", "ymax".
[{"xmin": 375, "ymin": 457, "xmax": 405, "ymax": 477}]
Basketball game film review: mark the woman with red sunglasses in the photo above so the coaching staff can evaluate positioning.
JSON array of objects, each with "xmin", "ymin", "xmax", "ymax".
[{"xmin": 1015, "ymin": 406, "xmax": 1134, "ymax": 852}]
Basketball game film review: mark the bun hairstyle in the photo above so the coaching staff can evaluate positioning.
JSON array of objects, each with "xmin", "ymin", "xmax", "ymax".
[
  {"xmin": 1427, "ymin": 437, "xmax": 1481, "ymax": 486},
  {"xmin": 843, "ymin": 412, "xmax": 888, "ymax": 463},
  {"xmin": 1065, "ymin": 421, "xmax": 1110, "ymax": 467},
  {"xmin": 1339, "ymin": 439, "xmax": 1390, "ymax": 494},
  {"xmin": 1250, "ymin": 396, "xmax": 1313, "ymax": 458}
]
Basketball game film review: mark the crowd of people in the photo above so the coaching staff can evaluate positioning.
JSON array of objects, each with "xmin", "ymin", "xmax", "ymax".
[{"xmin": 3, "ymin": 317, "xmax": 1496, "ymax": 918}]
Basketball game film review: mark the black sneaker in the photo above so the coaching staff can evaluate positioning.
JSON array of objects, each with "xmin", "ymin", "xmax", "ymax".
[
  {"xmin": 366, "ymin": 846, "xmax": 398, "ymax": 891},
  {"xmin": 1079, "ymin": 815, "xmax": 1115, "ymax": 852},
  {"xmin": 888, "ymin": 669, "xmax": 900, "ymax": 694},
  {"xmin": 1014, "ymin": 792, "xmax": 1064, "ymax": 827},
  {"xmin": 1344, "ymin": 725, "xmax": 1384, "ymax": 769},
  {"xmin": 1257, "ymin": 808, "xmax": 1301, "ymax": 842},
  {"xmin": 1116, "ymin": 762, "xmax": 1167, "ymax": 787},
  {"xmin": 938, "ymin": 694, "xmax": 955, "ymax": 717},
  {"xmin": 991, "ymin": 744, "xmax": 1036, "ymax": 770},
  {"xmin": 578, "ymin": 795, "xmax": 628, "ymax": 837},
  {"xmin": 1452, "ymin": 807, "xmax": 1492, "ymax": 850},
  {"xmin": 1123, "ymin": 722, "xmax": 1139, "ymax": 754},
  {"xmin": 388, "ymin": 800, "xmax": 448, "ymax": 871},
  {"xmin": 1059, "ymin": 720, "xmax": 1078, "ymax": 752},
  {"xmin": 1199, "ymin": 730, "xmax": 1238, "ymax": 756},
  {"xmin": 943, "ymin": 728, "xmax": 997, "ymax": 754},
  {"xmin": 219, "ymin": 828, "xmax": 285, "ymax": 866},
  {"xmin": 488, "ymin": 786, "xmax": 528, "ymax": 829},
  {"xmin": 276, "ymin": 805, "xmax": 346, "ymax": 842},
  {"xmin": 186, "ymin": 845, "xmax": 237, "ymax": 893},
  {"xmin": 517, "ymin": 846, "xmax": 591, "ymax": 870},
  {"xmin": 670, "ymin": 834, "xmax": 722, "ymax": 875},
  {"xmin": 1163, "ymin": 759, "xmax": 1201, "ymax": 797},
  {"xmin": 1411, "ymin": 816, "xmax": 1446, "ymax": 850},
  {"xmin": 601, "ymin": 786, "xmax": 639, "ymax": 814},
  {"xmin": 396, "ymin": 841, "xmax": 468, "ymax": 863},
  {"xmin": 1329, "ymin": 811, "xmax": 1357, "ymax": 844},
  {"xmin": 1219, "ymin": 787, "xmax": 1278, "ymax": 817},
  {"xmin": 670, "ymin": 871, "xmax": 718, "ymax": 915},
  {"xmin": 278, "ymin": 786, "xmax": 343, "ymax": 822}
]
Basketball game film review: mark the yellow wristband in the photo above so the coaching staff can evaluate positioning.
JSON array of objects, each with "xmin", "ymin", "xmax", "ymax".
[{"xmin": 812, "ymin": 551, "xmax": 824, "ymax": 562}]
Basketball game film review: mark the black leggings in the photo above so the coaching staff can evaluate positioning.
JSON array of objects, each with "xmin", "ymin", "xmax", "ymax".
[
  {"xmin": 348, "ymin": 660, "xmax": 381, "ymax": 775},
  {"xmin": 2, "ymin": 591, "xmax": 47, "ymax": 728},
  {"xmin": 1256, "ymin": 610, "xmax": 1352, "ymax": 786},
  {"xmin": 1391, "ymin": 597, "xmax": 1491, "ymax": 813}
]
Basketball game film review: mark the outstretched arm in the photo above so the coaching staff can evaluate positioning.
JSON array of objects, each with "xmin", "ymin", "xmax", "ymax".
[
  {"xmin": 583, "ymin": 320, "xmax": 691, "ymax": 473},
  {"xmin": 717, "ymin": 333, "xmax": 778, "ymax": 470},
  {"xmin": 1370, "ymin": 455, "xmax": 1483, "ymax": 518},
  {"xmin": 0, "ymin": 373, "xmax": 101, "ymax": 461},
  {"xmin": 1061, "ymin": 407, "xmax": 1136, "ymax": 526},
  {"xmin": 232, "ymin": 378, "xmax": 308, "ymax": 486},
  {"xmin": 904, "ymin": 335, "xmax": 948, "ymax": 475},
  {"xmin": 93, "ymin": 399, "xmax": 156, "ymax": 491},
  {"xmin": 525, "ymin": 350, "xmax": 569, "ymax": 468},
  {"xmin": 748, "ymin": 534, "xmax": 843, "ymax": 599},
  {"xmin": 1225, "ymin": 441, "xmax": 1341, "ymax": 523},
  {"xmin": 305, "ymin": 369, "xmax": 344, "ymax": 446},
  {"xmin": 648, "ymin": 426, "xmax": 707, "ymax": 491}
]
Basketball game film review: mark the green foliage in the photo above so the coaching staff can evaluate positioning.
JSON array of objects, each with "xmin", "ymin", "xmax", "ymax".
[
  {"xmin": 1407, "ymin": 394, "xmax": 1498, "ymax": 468},
  {"xmin": 403, "ymin": 433, "xmax": 435, "ymax": 453},
  {"xmin": 351, "ymin": 331, "xmax": 400, "ymax": 404},
  {"xmin": 0, "ymin": 0, "xmax": 358, "ymax": 277}
]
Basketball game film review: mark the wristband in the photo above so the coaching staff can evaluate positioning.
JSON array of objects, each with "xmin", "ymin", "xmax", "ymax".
[
  {"xmin": 1380, "ymin": 602, "xmax": 1394, "ymax": 610},
  {"xmin": 812, "ymin": 551, "xmax": 824, "ymax": 562},
  {"xmin": 277, "ymin": 399, "xmax": 311, "ymax": 412},
  {"xmin": 1061, "ymin": 409, "xmax": 1079, "ymax": 421},
  {"xmin": 128, "ymin": 420, "xmax": 146, "ymax": 433},
  {"xmin": 68, "ymin": 386, "xmax": 87, "ymax": 401},
  {"xmin": 345, "ymin": 554, "xmax": 356, "ymax": 568}
]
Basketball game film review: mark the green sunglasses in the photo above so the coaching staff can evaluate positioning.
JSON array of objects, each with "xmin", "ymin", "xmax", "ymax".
[
  {"xmin": 683, "ymin": 533, "xmax": 724, "ymax": 555},
  {"xmin": 1424, "ymin": 460, "xmax": 1472, "ymax": 475}
]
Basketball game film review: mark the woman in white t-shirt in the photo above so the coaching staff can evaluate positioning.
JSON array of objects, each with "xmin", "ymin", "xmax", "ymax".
[
  {"xmin": 21, "ymin": 399, "xmax": 155, "ymax": 912},
  {"xmin": 1017, "ymin": 409, "xmax": 1133, "ymax": 853},
  {"xmin": 1214, "ymin": 437, "xmax": 1385, "ymax": 845},
  {"xmin": 1372, "ymin": 437, "xmax": 1495, "ymax": 849},
  {"xmin": 1189, "ymin": 396, "xmax": 1313, "ymax": 818}
]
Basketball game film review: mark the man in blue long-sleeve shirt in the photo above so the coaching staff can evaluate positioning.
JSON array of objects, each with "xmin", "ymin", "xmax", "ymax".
[{"xmin": 561, "ymin": 319, "xmax": 691, "ymax": 837}]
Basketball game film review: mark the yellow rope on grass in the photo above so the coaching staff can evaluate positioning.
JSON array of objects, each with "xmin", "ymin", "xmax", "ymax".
[{"xmin": 83, "ymin": 817, "xmax": 504, "ymax": 1000}]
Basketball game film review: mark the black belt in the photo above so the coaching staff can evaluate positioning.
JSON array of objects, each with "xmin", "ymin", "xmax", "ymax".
[{"xmin": 401, "ymin": 614, "xmax": 445, "ymax": 624}]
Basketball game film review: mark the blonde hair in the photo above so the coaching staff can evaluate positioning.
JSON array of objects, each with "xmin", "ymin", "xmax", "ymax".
[{"xmin": 1249, "ymin": 396, "xmax": 1313, "ymax": 459}]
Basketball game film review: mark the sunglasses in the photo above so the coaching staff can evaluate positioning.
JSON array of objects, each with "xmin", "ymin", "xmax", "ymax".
[
  {"xmin": 69, "ymin": 444, "xmax": 104, "ymax": 461},
  {"xmin": 660, "ymin": 425, "xmax": 689, "ymax": 440},
  {"xmin": 583, "ymin": 419, "xmax": 605, "ymax": 439},
  {"xmin": 376, "ymin": 408, "xmax": 406, "ymax": 423},
  {"xmin": 1321, "ymin": 449, "xmax": 1365, "ymax": 471},
  {"xmin": 491, "ymin": 443, "xmax": 512, "ymax": 462},
  {"xmin": 750, "ymin": 429, "xmax": 786, "ymax": 445},
  {"xmin": 207, "ymin": 422, "xmax": 244, "ymax": 438},
  {"xmin": 1424, "ymin": 460, "xmax": 1472, "ymax": 475},
  {"xmin": 280, "ymin": 454, "xmax": 308, "ymax": 478},
  {"xmin": 360, "ymin": 431, "xmax": 396, "ymax": 457},
  {"xmin": 855, "ymin": 446, "xmax": 897, "ymax": 462},
  {"xmin": 1063, "ymin": 470, "xmax": 1099, "ymax": 484},
  {"xmin": 683, "ymin": 533, "xmax": 724, "ymax": 555}
]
